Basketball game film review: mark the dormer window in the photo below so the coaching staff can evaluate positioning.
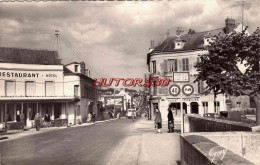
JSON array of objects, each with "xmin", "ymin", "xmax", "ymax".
[
  {"xmin": 75, "ymin": 65, "xmax": 79, "ymax": 72},
  {"xmin": 175, "ymin": 39, "xmax": 185, "ymax": 49},
  {"xmin": 204, "ymin": 37, "xmax": 215, "ymax": 46}
]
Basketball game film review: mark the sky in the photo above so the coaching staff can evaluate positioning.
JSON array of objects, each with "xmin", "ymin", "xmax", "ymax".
[{"xmin": 0, "ymin": 0, "xmax": 260, "ymax": 84}]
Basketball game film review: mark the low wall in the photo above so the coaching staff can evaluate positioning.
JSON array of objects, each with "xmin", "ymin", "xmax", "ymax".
[
  {"xmin": 184, "ymin": 114, "xmax": 253, "ymax": 133},
  {"xmin": 180, "ymin": 134, "xmax": 254, "ymax": 165}
]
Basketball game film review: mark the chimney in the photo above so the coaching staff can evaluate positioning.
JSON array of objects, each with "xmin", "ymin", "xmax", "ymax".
[
  {"xmin": 80, "ymin": 61, "xmax": 85, "ymax": 75},
  {"xmin": 85, "ymin": 69, "xmax": 90, "ymax": 77},
  {"xmin": 149, "ymin": 40, "xmax": 155, "ymax": 53},
  {"xmin": 188, "ymin": 29, "xmax": 195, "ymax": 34},
  {"xmin": 225, "ymin": 18, "xmax": 236, "ymax": 34},
  {"xmin": 176, "ymin": 27, "xmax": 184, "ymax": 36}
]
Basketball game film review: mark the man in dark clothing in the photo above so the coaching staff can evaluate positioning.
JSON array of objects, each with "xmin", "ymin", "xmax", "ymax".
[
  {"xmin": 34, "ymin": 113, "xmax": 41, "ymax": 131},
  {"xmin": 167, "ymin": 108, "xmax": 174, "ymax": 133}
]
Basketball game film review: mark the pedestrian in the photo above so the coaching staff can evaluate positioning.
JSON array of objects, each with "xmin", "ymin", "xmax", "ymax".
[
  {"xmin": 20, "ymin": 112, "xmax": 25, "ymax": 130},
  {"xmin": 44, "ymin": 113, "xmax": 51, "ymax": 127},
  {"xmin": 87, "ymin": 112, "xmax": 92, "ymax": 123},
  {"xmin": 16, "ymin": 110, "xmax": 21, "ymax": 122},
  {"xmin": 117, "ymin": 112, "xmax": 120, "ymax": 119},
  {"xmin": 154, "ymin": 108, "xmax": 162, "ymax": 133},
  {"xmin": 131, "ymin": 110, "xmax": 135, "ymax": 121},
  {"xmin": 92, "ymin": 113, "xmax": 96, "ymax": 123},
  {"xmin": 34, "ymin": 113, "xmax": 41, "ymax": 131},
  {"xmin": 167, "ymin": 108, "xmax": 174, "ymax": 133}
]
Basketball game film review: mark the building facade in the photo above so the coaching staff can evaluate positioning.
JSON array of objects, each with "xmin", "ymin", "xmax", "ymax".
[
  {"xmin": 0, "ymin": 47, "xmax": 100, "ymax": 129},
  {"xmin": 147, "ymin": 18, "xmax": 250, "ymax": 121}
]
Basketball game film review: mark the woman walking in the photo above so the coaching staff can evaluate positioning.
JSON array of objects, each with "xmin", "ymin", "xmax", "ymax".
[
  {"xmin": 167, "ymin": 107, "xmax": 174, "ymax": 133},
  {"xmin": 154, "ymin": 108, "xmax": 162, "ymax": 133}
]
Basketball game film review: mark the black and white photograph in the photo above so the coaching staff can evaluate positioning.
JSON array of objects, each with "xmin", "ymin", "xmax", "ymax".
[{"xmin": 0, "ymin": 0, "xmax": 260, "ymax": 164}]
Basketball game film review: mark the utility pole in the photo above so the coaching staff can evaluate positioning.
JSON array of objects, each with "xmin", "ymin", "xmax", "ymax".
[
  {"xmin": 242, "ymin": 1, "xmax": 244, "ymax": 31},
  {"xmin": 55, "ymin": 29, "xmax": 62, "ymax": 62}
]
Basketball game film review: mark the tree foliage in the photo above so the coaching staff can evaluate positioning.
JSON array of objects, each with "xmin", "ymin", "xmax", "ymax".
[{"xmin": 195, "ymin": 27, "xmax": 260, "ymax": 97}]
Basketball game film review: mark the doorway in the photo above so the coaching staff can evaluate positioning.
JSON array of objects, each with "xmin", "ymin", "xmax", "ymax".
[{"xmin": 190, "ymin": 102, "xmax": 199, "ymax": 114}]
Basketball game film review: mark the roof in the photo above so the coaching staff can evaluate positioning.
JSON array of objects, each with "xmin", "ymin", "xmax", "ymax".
[
  {"xmin": 147, "ymin": 26, "xmax": 234, "ymax": 64},
  {"xmin": 0, "ymin": 47, "xmax": 61, "ymax": 65},
  {"xmin": 64, "ymin": 62, "xmax": 80, "ymax": 66},
  {"xmin": 151, "ymin": 27, "xmax": 226, "ymax": 54}
]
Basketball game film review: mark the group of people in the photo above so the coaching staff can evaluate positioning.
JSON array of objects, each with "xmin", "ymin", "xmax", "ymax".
[{"xmin": 154, "ymin": 107, "xmax": 175, "ymax": 134}]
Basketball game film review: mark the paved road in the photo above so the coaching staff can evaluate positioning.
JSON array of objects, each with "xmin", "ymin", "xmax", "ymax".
[{"xmin": 0, "ymin": 118, "xmax": 139, "ymax": 165}]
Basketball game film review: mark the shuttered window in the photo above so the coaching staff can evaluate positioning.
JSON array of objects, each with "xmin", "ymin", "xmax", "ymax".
[
  {"xmin": 5, "ymin": 81, "xmax": 15, "ymax": 96},
  {"xmin": 152, "ymin": 61, "xmax": 156, "ymax": 73},
  {"xmin": 168, "ymin": 59, "xmax": 178, "ymax": 72},
  {"xmin": 202, "ymin": 102, "xmax": 208, "ymax": 114},
  {"xmin": 182, "ymin": 58, "xmax": 189, "ymax": 71},
  {"xmin": 45, "ymin": 81, "xmax": 55, "ymax": 96},
  {"xmin": 25, "ymin": 81, "xmax": 36, "ymax": 96}
]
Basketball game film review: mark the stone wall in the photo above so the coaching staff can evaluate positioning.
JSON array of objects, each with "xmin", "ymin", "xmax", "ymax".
[
  {"xmin": 180, "ymin": 134, "xmax": 255, "ymax": 165},
  {"xmin": 184, "ymin": 114, "xmax": 253, "ymax": 133}
]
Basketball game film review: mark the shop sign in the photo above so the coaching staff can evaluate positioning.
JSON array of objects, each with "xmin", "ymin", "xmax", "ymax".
[
  {"xmin": 173, "ymin": 72, "xmax": 189, "ymax": 82},
  {"xmin": 167, "ymin": 98, "xmax": 181, "ymax": 102},
  {"xmin": 182, "ymin": 98, "xmax": 199, "ymax": 102},
  {"xmin": 169, "ymin": 84, "xmax": 181, "ymax": 96},
  {"xmin": 182, "ymin": 84, "xmax": 194, "ymax": 96}
]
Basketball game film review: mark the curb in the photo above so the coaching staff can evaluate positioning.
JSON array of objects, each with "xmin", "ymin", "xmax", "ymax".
[{"xmin": 0, "ymin": 118, "xmax": 118, "ymax": 142}]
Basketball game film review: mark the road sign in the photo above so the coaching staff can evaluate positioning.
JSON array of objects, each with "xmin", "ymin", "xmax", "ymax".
[
  {"xmin": 173, "ymin": 72, "xmax": 189, "ymax": 82},
  {"xmin": 169, "ymin": 84, "xmax": 181, "ymax": 96},
  {"xmin": 182, "ymin": 84, "xmax": 194, "ymax": 96}
]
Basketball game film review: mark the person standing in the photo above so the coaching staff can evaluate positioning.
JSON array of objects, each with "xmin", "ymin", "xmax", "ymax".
[
  {"xmin": 92, "ymin": 113, "xmax": 96, "ymax": 123},
  {"xmin": 154, "ymin": 108, "xmax": 162, "ymax": 133},
  {"xmin": 34, "ymin": 113, "xmax": 41, "ymax": 131},
  {"xmin": 131, "ymin": 111, "xmax": 135, "ymax": 121},
  {"xmin": 167, "ymin": 108, "xmax": 174, "ymax": 133},
  {"xmin": 20, "ymin": 112, "xmax": 25, "ymax": 130},
  {"xmin": 87, "ymin": 112, "xmax": 92, "ymax": 123},
  {"xmin": 16, "ymin": 110, "xmax": 21, "ymax": 122}
]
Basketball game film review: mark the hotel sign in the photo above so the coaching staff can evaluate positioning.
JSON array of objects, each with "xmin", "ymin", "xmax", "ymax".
[
  {"xmin": 173, "ymin": 72, "xmax": 189, "ymax": 82},
  {"xmin": 0, "ymin": 71, "xmax": 58, "ymax": 78}
]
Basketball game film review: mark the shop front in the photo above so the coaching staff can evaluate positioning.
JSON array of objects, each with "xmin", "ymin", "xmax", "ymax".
[{"xmin": 0, "ymin": 97, "xmax": 78, "ymax": 130}]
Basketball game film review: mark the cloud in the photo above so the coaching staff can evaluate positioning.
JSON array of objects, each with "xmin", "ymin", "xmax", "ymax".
[{"xmin": 0, "ymin": 1, "xmax": 260, "ymax": 83}]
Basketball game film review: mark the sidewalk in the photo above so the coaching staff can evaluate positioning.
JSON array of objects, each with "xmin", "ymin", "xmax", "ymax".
[
  {"xmin": 107, "ymin": 117, "xmax": 181, "ymax": 165},
  {"xmin": 0, "ymin": 118, "xmax": 117, "ymax": 142}
]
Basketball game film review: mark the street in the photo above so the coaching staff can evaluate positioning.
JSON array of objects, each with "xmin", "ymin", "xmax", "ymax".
[{"xmin": 0, "ymin": 118, "xmax": 181, "ymax": 165}]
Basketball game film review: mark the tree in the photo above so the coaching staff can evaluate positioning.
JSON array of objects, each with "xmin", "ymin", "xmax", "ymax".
[{"xmin": 195, "ymin": 27, "xmax": 260, "ymax": 125}]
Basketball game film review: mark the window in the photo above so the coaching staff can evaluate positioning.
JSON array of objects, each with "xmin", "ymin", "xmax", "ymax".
[
  {"xmin": 153, "ymin": 81, "xmax": 157, "ymax": 96},
  {"xmin": 214, "ymin": 101, "xmax": 220, "ymax": 114},
  {"xmin": 202, "ymin": 102, "xmax": 208, "ymax": 114},
  {"xmin": 75, "ymin": 65, "xmax": 79, "ymax": 72},
  {"xmin": 198, "ymin": 80, "xmax": 204, "ymax": 94},
  {"xmin": 182, "ymin": 58, "xmax": 189, "ymax": 71},
  {"xmin": 25, "ymin": 81, "xmax": 36, "ymax": 96},
  {"xmin": 45, "ymin": 81, "xmax": 55, "ymax": 96},
  {"xmin": 74, "ymin": 85, "xmax": 79, "ymax": 96},
  {"xmin": 5, "ymin": 80, "xmax": 15, "ymax": 96},
  {"xmin": 152, "ymin": 61, "xmax": 156, "ymax": 74},
  {"xmin": 168, "ymin": 59, "xmax": 178, "ymax": 72}
]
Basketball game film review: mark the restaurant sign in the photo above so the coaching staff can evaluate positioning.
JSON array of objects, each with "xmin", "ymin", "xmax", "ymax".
[{"xmin": 0, "ymin": 71, "xmax": 58, "ymax": 78}]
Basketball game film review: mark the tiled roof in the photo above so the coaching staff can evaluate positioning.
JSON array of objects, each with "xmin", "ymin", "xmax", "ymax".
[
  {"xmin": 151, "ymin": 27, "xmax": 226, "ymax": 54},
  {"xmin": 0, "ymin": 47, "xmax": 61, "ymax": 65}
]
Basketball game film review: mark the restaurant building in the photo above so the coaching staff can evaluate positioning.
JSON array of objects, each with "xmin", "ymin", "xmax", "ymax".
[{"xmin": 0, "ymin": 47, "xmax": 100, "ymax": 129}]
